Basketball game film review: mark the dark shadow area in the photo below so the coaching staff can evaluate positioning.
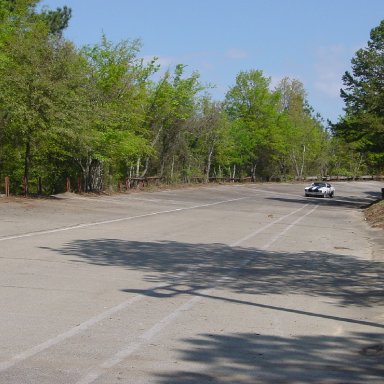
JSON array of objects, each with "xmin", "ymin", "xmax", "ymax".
[
  {"xmin": 155, "ymin": 332, "xmax": 384, "ymax": 383},
  {"xmin": 364, "ymin": 190, "xmax": 382, "ymax": 199},
  {"xmin": 44, "ymin": 239, "xmax": 384, "ymax": 308},
  {"xmin": 123, "ymin": 287, "xmax": 384, "ymax": 329},
  {"xmin": 45, "ymin": 239, "xmax": 384, "ymax": 382},
  {"xmin": 267, "ymin": 194, "xmax": 380, "ymax": 209}
]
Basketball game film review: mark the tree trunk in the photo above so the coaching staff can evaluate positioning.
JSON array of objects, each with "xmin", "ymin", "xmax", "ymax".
[
  {"xmin": 77, "ymin": 155, "xmax": 92, "ymax": 192},
  {"xmin": 160, "ymin": 158, "xmax": 165, "ymax": 178},
  {"xmin": 300, "ymin": 144, "xmax": 306, "ymax": 179},
  {"xmin": 205, "ymin": 148, "xmax": 213, "ymax": 183},
  {"xmin": 24, "ymin": 140, "xmax": 31, "ymax": 182},
  {"xmin": 89, "ymin": 159, "xmax": 103, "ymax": 192},
  {"xmin": 140, "ymin": 157, "xmax": 150, "ymax": 178},
  {"xmin": 23, "ymin": 139, "xmax": 31, "ymax": 195},
  {"xmin": 290, "ymin": 151, "xmax": 301, "ymax": 179},
  {"xmin": 251, "ymin": 163, "xmax": 257, "ymax": 182},
  {"xmin": 352, "ymin": 153, "xmax": 363, "ymax": 176},
  {"xmin": 136, "ymin": 157, "xmax": 141, "ymax": 177},
  {"xmin": 170, "ymin": 155, "xmax": 175, "ymax": 180}
]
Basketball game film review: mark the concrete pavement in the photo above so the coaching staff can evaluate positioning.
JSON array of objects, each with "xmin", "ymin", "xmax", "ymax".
[{"xmin": 0, "ymin": 181, "xmax": 383, "ymax": 383}]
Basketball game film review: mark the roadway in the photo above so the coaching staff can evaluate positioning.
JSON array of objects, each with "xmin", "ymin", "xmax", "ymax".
[{"xmin": 0, "ymin": 181, "xmax": 383, "ymax": 383}]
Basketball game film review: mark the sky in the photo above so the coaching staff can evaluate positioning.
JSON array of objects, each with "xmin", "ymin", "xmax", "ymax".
[{"xmin": 39, "ymin": 0, "xmax": 384, "ymax": 123}]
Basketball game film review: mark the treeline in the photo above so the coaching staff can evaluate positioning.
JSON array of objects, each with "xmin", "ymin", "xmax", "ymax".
[{"xmin": 0, "ymin": 1, "xmax": 379, "ymax": 194}]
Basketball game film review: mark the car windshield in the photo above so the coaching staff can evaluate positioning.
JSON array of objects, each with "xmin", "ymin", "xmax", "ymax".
[{"xmin": 312, "ymin": 182, "xmax": 326, "ymax": 187}]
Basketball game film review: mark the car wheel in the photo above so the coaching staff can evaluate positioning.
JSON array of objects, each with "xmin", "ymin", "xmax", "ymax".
[{"xmin": 329, "ymin": 191, "xmax": 334, "ymax": 198}]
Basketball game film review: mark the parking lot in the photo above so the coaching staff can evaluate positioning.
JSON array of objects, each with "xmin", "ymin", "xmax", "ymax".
[{"xmin": 0, "ymin": 181, "xmax": 383, "ymax": 383}]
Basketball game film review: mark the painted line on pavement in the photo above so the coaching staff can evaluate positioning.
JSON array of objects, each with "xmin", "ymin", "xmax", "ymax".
[{"xmin": 0, "ymin": 197, "xmax": 247, "ymax": 242}]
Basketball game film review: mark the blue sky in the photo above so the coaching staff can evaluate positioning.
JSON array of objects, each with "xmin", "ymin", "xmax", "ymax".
[{"xmin": 40, "ymin": 0, "xmax": 384, "ymax": 123}]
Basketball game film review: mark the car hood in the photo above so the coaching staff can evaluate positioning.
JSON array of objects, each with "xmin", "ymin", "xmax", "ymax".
[{"xmin": 306, "ymin": 186, "xmax": 325, "ymax": 191}]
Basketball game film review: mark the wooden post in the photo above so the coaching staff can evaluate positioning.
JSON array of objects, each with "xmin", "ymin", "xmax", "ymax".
[
  {"xmin": 66, "ymin": 177, "xmax": 70, "ymax": 192},
  {"xmin": 77, "ymin": 176, "xmax": 82, "ymax": 194},
  {"xmin": 5, "ymin": 176, "xmax": 9, "ymax": 197}
]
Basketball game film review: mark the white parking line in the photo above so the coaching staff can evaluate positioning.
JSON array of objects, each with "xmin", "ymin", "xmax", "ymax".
[
  {"xmin": 0, "ymin": 197, "xmax": 247, "ymax": 242},
  {"xmin": 263, "ymin": 204, "xmax": 318, "ymax": 249},
  {"xmin": 0, "ymin": 295, "xmax": 143, "ymax": 372},
  {"xmin": 231, "ymin": 204, "xmax": 312, "ymax": 247},
  {"xmin": 67, "ymin": 194, "xmax": 199, "ymax": 206},
  {"xmin": 0, "ymin": 202, "xmax": 314, "ymax": 374},
  {"xmin": 76, "ymin": 295, "xmax": 203, "ymax": 384}
]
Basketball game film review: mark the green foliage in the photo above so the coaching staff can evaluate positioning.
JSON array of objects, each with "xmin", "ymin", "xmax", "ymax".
[
  {"xmin": 224, "ymin": 70, "xmax": 286, "ymax": 179},
  {"xmin": 333, "ymin": 19, "xmax": 384, "ymax": 171},
  {"xmin": 144, "ymin": 64, "xmax": 204, "ymax": 179},
  {"xmin": 275, "ymin": 77, "xmax": 331, "ymax": 179},
  {"xmin": 74, "ymin": 35, "xmax": 159, "ymax": 189},
  {"xmin": 0, "ymin": 1, "xmax": 379, "ymax": 194},
  {"xmin": 41, "ymin": 5, "xmax": 71, "ymax": 36}
]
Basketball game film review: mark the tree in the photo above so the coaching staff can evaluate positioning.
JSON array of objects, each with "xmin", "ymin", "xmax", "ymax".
[
  {"xmin": 0, "ymin": 1, "xmax": 339, "ymax": 192},
  {"xmin": 0, "ymin": 0, "xmax": 84, "ymax": 193},
  {"xmin": 0, "ymin": 0, "xmax": 39, "ymax": 62},
  {"xmin": 0, "ymin": 16, "xmax": 92, "ymax": 192},
  {"xmin": 41, "ymin": 5, "xmax": 72, "ymax": 36},
  {"xmin": 333, "ymin": 20, "xmax": 384, "ymax": 171},
  {"xmin": 225, "ymin": 70, "xmax": 283, "ymax": 180},
  {"xmin": 275, "ymin": 77, "xmax": 330, "ymax": 179},
  {"xmin": 188, "ymin": 98, "xmax": 230, "ymax": 182},
  {"xmin": 0, "ymin": 10, "xmax": 52, "ymax": 184},
  {"xmin": 144, "ymin": 64, "xmax": 204, "ymax": 181},
  {"xmin": 79, "ymin": 36, "xmax": 157, "ymax": 190}
]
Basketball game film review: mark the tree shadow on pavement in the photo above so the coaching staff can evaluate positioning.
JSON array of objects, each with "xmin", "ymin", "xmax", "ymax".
[
  {"xmin": 46, "ymin": 239, "xmax": 384, "ymax": 308},
  {"xmin": 266, "ymin": 194, "xmax": 379, "ymax": 209},
  {"xmin": 45, "ymin": 239, "xmax": 384, "ymax": 383},
  {"xmin": 155, "ymin": 331, "xmax": 384, "ymax": 383}
]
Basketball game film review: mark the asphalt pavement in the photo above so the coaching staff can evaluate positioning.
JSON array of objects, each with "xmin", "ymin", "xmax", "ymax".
[{"xmin": 0, "ymin": 181, "xmax": 383, "ymax": 383}]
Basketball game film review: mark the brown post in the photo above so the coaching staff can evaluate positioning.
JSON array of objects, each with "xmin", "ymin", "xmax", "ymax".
[
  {"xmin": 66, "ymin": 177, "xmax": 70, "ymax": 192},
  {"xmin": 77, "ymin": 176, "xmax": 82, "ymax": 194},
  {"xmin": 5, "ymin": 176, "xmax": 9, "ymax": 197},
  {"xmin": 125, "ymin": 178, "xmax": 130, "ymax": 191}
]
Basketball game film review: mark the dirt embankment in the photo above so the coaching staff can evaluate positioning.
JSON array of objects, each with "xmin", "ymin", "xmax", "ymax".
[{"xmin": 365, "ymin": 200, "xmax": 384, "ymax": 229}]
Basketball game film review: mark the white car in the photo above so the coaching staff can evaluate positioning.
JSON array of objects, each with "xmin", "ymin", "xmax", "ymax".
[{"xmin": 304, "ymin": 182, "xmax": 335, "ymax": 198}]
